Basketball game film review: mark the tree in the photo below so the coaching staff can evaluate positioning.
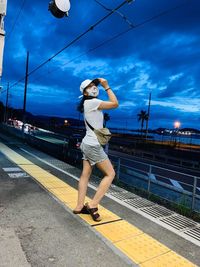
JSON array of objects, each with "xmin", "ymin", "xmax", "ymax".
[
  {"xmin": 137, "ymin": 110, "xmax": 148, "ymax": 136},
  {"xmin": 104, "ymin": 113, "xmax": 110, "ymax": 127}
]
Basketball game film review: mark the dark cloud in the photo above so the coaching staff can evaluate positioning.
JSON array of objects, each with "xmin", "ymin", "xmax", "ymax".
[{"xmin": 1, "ymin": 0, "xmax": 200, "ymax": 129}]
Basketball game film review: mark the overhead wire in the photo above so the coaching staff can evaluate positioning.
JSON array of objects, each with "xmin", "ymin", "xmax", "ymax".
[
  {"xmin": 94, "ymin": 0, "xmax": 134, "ymax": 27},
  {"xmin": 6, "ymin": 0, "xmax": 27, "ymax": 42},
  {"xmin": 10, "ymin": 0, "xmax": 190, "ymax": 90},
  {"xmin": 29, "ymin": 0, "xmax": 190, "ymax": 86},
  {"xmin": 10, "ymin": 0, "xmax": 133, "ymax": 89}
]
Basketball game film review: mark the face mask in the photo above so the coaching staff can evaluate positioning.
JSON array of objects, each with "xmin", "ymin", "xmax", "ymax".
[{"xmin": 86, "ymin": 86, "xmax": 99, "ymax": 97}]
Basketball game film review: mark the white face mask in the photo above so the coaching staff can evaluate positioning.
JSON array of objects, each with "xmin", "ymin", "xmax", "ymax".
[{"xmin": 86, "ymin": 86, "xmax": 99, "ymax": 97}]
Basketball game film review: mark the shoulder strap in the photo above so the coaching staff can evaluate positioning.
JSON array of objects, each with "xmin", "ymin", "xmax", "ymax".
[{"xmin": 85, "ymin": 120, "xmax": 95, "ymax": 131}]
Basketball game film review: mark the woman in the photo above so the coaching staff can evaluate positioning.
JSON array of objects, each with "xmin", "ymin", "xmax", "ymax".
[{"xmin": 73, "ymin": 78, "xmax": 119, "ymax": 221}]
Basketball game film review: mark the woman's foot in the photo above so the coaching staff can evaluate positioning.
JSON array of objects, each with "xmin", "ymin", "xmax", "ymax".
[
  {"xmin": 86, "ymin": 203, "xmax": 102, "ymax": 222},
  {"xmin": 73, "ymin": 205, "xmax": 89, "ymax": 214}
]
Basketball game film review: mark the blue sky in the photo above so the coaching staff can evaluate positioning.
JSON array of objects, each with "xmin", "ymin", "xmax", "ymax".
[{"xmin": 1, "ymin": 0, "xmax": 200, "ymax": 129}]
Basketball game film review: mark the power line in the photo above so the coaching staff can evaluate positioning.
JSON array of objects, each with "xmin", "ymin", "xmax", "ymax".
[
  {"xmin": 6, "ymin": 0, "xmax": 27, "ymax": 42},
  {"xmin": 10, "ymin": 0, "xmax": 133, "ymax": 89},
  {"xmin": 29, "ymin": 0, "xmax": 191, "ymax": 86},
  {"xmin": 10, "ymin": 0, "xmax": 190, "ymax": 90},
  {"xmin": 94, "ymin": 0, "xmax": 134, "ymax": 27}
]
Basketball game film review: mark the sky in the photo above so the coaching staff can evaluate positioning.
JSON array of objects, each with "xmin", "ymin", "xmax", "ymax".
[{"xmin": 1, "ymin": 0, "xmax": 200, "ymax": 130}]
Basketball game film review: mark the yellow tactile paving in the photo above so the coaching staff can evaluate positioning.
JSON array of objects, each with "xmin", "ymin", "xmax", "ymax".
[
  {"xmin": 57, "ymin": 193, "xmax": 78, "ymax": 203},
  {"xmin": 39, "ymin": 180, "xmax": 70, "ymax": 189},
  {"xmin": 78, "ymin": 206, "xmax": 121, "ymax": 226},
  {"xmin": 33, "ymin": 177, "xmax": 59, "ymax": 183},
  {"xmin": 94, "ymin": 220, "xmax": 142, "ymax": 242},
  {"xmin": 5, "ymin": 155, "xmax": 32, "ymax": 165},
  {"xmin": 0, "ymin": 142, "xmax": 197, "ymax": 267},
  {"xmin": 22, "ymin": 170, "xmax": 54, "ymax": 178},
  {"xmin": 64, "ymin": 199, "xmax": 121, "ymax": 225},
  {"xmin": 19, "ymin": 165, "xmax": 57, "ymax": 178},
  {"xmin": 66, "ymin": 198, "xmax": 91, "ymax": 210},
  {"xmin": 20, "ymin": 166, "xmax": 49, "ymax": 174},
  {"xmin": 0, "ymin": 143, "xmax": 32, "ymax": 164},
  {"xmin": 115, "ymin": 234, "xmax": 170, "ymax": 264},
  {"xmin": 141, "ymin": 251, "xmax": 197, "ymax": 267},
  {"xmin": 49, "ymin": 187, "xmax": 75, "ymax": 195}
]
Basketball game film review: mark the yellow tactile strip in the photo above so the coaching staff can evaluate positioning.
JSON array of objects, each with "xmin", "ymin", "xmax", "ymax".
[
  {"xmin": 140, "ymin": 251, "xmax": 197, "ymax": 267},
  {"xmin": 0, "ymin": 142, "xmax": 197, "ymax": 267}
]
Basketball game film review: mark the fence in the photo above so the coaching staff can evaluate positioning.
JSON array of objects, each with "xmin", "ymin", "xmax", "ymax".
[
  {"xmin": 1, "ymin": 123, "xmax": 200, "ymax": 213},
  {"xmin": 110, "ymin": 154, "xmax": 200, "ymax": 213}
]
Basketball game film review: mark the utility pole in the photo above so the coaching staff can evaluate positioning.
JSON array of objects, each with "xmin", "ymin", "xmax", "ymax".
[
  {"xmin": 22, "ymin": 51, "xmax": 29, "ymax": 134},
  {"xmin": 0, "ymin": 0, "xmax": 7, "ymax": 78},
  {"xmin": 145, "ymin": 91, "xmax": 151, "ymax": 140},
  {"xmin": 4, "ymin": 81, "xmax": 9, "ymax": 122}
]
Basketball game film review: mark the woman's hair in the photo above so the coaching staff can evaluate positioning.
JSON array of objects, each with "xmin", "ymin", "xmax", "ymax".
[{"xmin": 77, "ymin": 95, "xmax": 96, "ymax": 113}]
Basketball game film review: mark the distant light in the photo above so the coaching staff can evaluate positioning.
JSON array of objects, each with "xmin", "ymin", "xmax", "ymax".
[
  {"xmin": 174, "ymin": 121, "xmax": 181, "ymax": 129},
  {"xmin": 49, "ymin": 0, "xmax": 71, "ymax": 18},
  {"xmin": 64, "ymin": 119, "xmax": 68, "ymax": 126}
]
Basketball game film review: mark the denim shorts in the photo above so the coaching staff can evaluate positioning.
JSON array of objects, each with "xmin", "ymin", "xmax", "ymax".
[{"xmin": 80, "ymin": 142, "xmax": 108, "ymax": 166}]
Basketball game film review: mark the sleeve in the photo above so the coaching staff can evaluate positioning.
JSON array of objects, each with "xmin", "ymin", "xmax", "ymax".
[{"xmin": 84, "ymin": 99, "xmax": 102, "ymax": 112}]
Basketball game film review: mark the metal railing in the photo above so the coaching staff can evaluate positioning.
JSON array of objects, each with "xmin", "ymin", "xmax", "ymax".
[
  {"xmin": 110, "ymin": 154, "xmax": 200, "ymax": 213},
  {"xmin": 1, "ymin": 123, "xmax": 200, "ymax": 213}
]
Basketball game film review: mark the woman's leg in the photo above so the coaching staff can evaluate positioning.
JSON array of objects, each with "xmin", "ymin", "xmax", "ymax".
[
  {"xmin": 88, "ymin": 158, "xmax": 115, "ymax": 208},
  {"xmin": 74, "ymin": 160, "xmax": 92, "ymax": 211}
]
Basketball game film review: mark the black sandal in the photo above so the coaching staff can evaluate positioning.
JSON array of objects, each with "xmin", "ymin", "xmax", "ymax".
[
  {"xmin": 86, "ymin": 203, "xmax": 102, "ymax": 222},
  {"xmin": 73, "ymin": 205, "xmax": 89, "ymax": 214}
]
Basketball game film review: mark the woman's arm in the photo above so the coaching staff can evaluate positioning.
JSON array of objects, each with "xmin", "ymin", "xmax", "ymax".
[{"xmin": 98, "ymin": 78, "xmax": 119, "ymax": 110}]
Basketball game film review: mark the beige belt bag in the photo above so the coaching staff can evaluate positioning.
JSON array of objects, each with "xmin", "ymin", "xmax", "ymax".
[{"xmin": 86, "ymin": 120, "xmax": 112, "ymax": 146}]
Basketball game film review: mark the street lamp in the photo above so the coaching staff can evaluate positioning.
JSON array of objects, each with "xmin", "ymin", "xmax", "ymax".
[
  {"xmin": 49, "ymin": 0, "xmax": 71, "ymax": 18},
  {"xmin": 174, "ymin": 121, "xmax": 181, "ymax": 130},
  {"xmin": 173, "ymin": 120, "xmax": 181, "ymax": 146}
]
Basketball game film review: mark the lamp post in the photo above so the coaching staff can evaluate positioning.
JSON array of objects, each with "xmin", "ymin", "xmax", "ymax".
[
  {"xmin": 174, "ymin": 120, "xmax": 181, "ymax": 146},
  {"xmin": 145, "ymin": 90, "xmax": 152, "ymax": 140},
  {"xmin": 22, "ymin": 51, "xmax": 29, "ymax": 134},
  {"xmin": 4, "ymin": 82, "xmax": 9, "ymax": 122},
  {"xmin": 0, "ymin": 82, "xmax": 9, "ymax": 122}
]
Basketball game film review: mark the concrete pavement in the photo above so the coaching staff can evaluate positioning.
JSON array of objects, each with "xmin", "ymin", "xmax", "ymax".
[
  {"xmin": 0, "ymin": 151, "xmax": 133, "ymax": 267},
  {"xmin": 0, "ymin": 131, "xmax": 199, "ymax": 266}
]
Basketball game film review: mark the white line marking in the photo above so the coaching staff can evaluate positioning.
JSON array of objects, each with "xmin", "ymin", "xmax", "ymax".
[
  {"xmin": 8, "ymin": 172, "xmax": 30, "ymax": 178},
  {"xmin": 170, "ymin": 179, "xmax": 183, "ymax": 190},
  {"xmin": 3, "ymin": 167, "xmax": 22, "ymax": 172}
]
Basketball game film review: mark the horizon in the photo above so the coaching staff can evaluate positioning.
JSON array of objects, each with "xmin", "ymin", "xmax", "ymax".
[
  {"xmin": 2, "ymin": 105, "xmax": 200, "ymax": 132},
  {"xmin": 0, "ymin": 0, "xmax": 200, "ymax": 129}
]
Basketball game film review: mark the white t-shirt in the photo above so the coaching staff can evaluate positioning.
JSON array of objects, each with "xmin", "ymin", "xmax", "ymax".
[{"xmin": 82, "ymin": 98, "xmax": 103, "ymax": 145}]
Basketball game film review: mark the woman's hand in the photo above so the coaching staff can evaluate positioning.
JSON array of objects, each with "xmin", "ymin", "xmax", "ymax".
[{"xmin": 98, "ymin": 78, "xmax": 109, "ymax": 90}]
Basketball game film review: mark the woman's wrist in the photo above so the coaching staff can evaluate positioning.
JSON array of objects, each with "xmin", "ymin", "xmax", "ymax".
[{"xmin": 105, "ymin": 87, "xmax": 111, "ymax": 91}]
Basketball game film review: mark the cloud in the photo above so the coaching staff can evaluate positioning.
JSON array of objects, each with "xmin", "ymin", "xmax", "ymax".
[{"xmin": 2, "ymin": 0, "xmax": 200, "ymax": 130}]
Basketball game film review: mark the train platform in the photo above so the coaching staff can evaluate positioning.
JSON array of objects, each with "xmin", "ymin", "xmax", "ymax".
[{"xmin": 0, "ymin": 132, "xmax": 199, "ymax": 267}]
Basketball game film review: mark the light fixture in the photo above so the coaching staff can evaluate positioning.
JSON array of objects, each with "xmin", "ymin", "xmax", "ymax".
[
  {"xmin": 49, "ymin": 0, "xmax": 71, "ymax": 18},
  {"xmin": 174, "ymin": 121, "xmax": 181, "ymax": 129}
]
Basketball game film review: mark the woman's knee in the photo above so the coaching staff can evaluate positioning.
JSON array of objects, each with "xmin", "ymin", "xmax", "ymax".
[
  {"xmin": 108, "ymin": 169, "xmax": 115, "ymax": 180},
  {"xmin": 80, "ymin": 171, "xmax": 91, "ymax": 180}
]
